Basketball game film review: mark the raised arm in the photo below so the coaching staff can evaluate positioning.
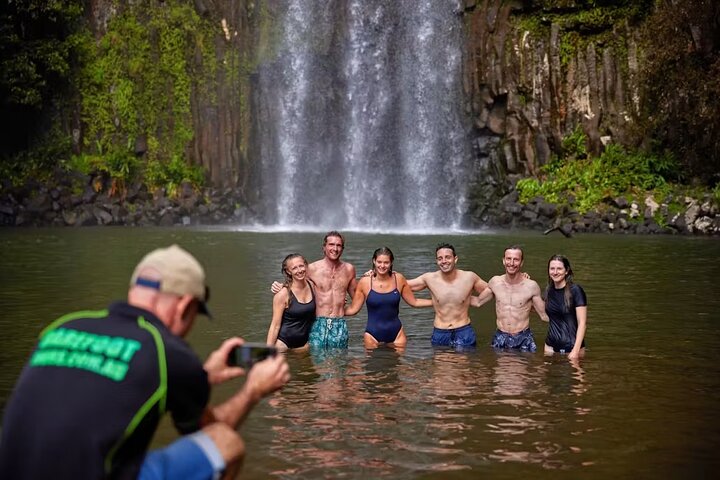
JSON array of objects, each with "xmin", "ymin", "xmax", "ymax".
[
  {"xmin": 407, "ymin": 273, "xmax": 428, "ymax": 292},
  {"xmin": 397, "ymin": 273, "xmax": 433, "ymax": 308},
  {"xmin": 266, "ymin": 288, "xmax": 288, "ymax": 345},
  {"xmin": 569, "ymin": 306, "xmax": 587, "ymax": 360},
  {"xmin": 530, "ymin": 282, "xmax": 549, "ymax": 322},
  {"xmin": 472, "ymin": 273, "xmax": 489, "ymax": 295},
  {"xmin": 344, "ymin": 277, "xmax": 368, "ymax": 316},
  {"xmin": 209, "ymin": 355, "xmax": 290, "ymax": 429}
]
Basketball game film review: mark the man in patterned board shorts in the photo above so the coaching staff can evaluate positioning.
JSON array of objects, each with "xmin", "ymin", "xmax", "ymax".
[{"xmin": 273, "ymin": 231, "xmax": 358, "ymax": 349}]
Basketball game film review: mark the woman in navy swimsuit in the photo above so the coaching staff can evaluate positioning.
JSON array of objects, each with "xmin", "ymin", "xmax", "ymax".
[
  {"xmin": 344, "ymin": 247, "xmax": 432, "ymax": 348},
  {"xmin": 543, "ymin": 254, "xmax": 588, "ymax": 360},
  {"xmin": 267, "ymin": 253, "xmax": 316, "ymax": 351}
]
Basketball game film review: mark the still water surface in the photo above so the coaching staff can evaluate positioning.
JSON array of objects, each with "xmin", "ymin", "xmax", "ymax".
[{"xmin": 1, "ymin": 227, "xmax": 719, "ymax": 479}]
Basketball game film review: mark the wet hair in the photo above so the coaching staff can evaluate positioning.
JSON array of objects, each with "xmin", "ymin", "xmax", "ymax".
[
  {"xmin": 323, "ymin": 231, "xmax": 345, "ymax": 248},
  {"xmin": 544, "ymin": 254, "xmax": 574, "ymax": 311},
  {"xmin": 281, "ymin": 253, "xmax": 308, "ymax": 308},
  {"xmin": 371, "ymin": 247, "xmax": 394, "ymax": 276},
  {"xmin": 281, "ymin": 253, "xmax": 307, "ymax": 285},
  {"xmin": 435, "ymin": 243, "xmax": 456, "ymax": 256},
  {"xmin": 504, "ymin": 244, "xmax": 524, "ymax": 260}
]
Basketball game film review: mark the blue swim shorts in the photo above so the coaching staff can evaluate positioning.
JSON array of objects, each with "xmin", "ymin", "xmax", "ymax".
[
  {"xmin": 431, "ymin": 324, "xmax": 477, "ymax": 348},
  {"xmin": 491, "ymin": 328, "xmax": 537, "ymax": 352},
  {"xmin": 308, "ymin": 317, "xmax": 348, "ymax": 349},
  {"xmin": 138, "ymin": 430, "xmax": 226, "ymax": 480}
]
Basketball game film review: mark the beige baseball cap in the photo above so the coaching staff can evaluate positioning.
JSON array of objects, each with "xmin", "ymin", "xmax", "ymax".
[{"xmin": 130, "ymin": 244, "xmax": 212, "ymax": 318}]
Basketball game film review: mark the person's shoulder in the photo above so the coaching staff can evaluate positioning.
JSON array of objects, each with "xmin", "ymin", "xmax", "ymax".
[
  {"xmin": 273, "ymin": 286, "xmax": 290, "ymax": 300},
  {"xmin": 459, "ymin": 269, "xmax": 482, "ymax": 280},
  {"xmin": 488, "ymin": 275, "xmax": 502, "ymax": 285}
]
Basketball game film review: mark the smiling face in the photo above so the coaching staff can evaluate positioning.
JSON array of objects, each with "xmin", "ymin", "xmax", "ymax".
[
  {"xmin": 548, "ymin": 259, "xmax": 568, "ymax": 287},
  {"xmin": 373, "ymin": 254, "xmax": 392, "ymax": 276},
  {"xmin": 285, "ymin": 256, "xmax": 308, "ymax": 282},
  {"xmin": 323, "ymin": 235, "xmax": 344, "ymax": 261},
  {"xmin": 503, "ymin": 248, "xmax": 524, "ymax": 276},
  {"xmin": 436, "ymin": 248, "xmax": 457, "ymax": 273}
]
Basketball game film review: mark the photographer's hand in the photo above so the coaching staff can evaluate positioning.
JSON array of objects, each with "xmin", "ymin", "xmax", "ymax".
[
  {"xmin": 204, "ymin": 337, "xmax": 246, "ymax": 385},
  {"xmin": 211, "ymin": 355, "xmax": 290, "ymax": 429}
]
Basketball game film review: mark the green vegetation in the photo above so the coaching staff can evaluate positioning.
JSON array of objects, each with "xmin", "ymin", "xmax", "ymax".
[
  {"xmin": 76, "ymin": 1, "xmax": 218, "ymax": 195},
  {"xmin": 516, "ymin": 128, "xmax": 682, "ymax": 213},
  {"xmin": 0, "ymin": 0, "xmax": 225, "ymax": 196}
]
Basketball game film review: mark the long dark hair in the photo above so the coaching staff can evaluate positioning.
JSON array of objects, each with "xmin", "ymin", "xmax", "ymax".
[
  {"xmin": 371, "ymin": 247, "xmax": 394, "ymax": 277},
  {"xmin": 545, "ymin": 254, "xmax": 574, "ymax": 311}
]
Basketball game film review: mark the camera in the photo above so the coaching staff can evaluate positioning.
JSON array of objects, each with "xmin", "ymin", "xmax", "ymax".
[{"xmin": 227, "ymin": 343, "xmax": 278, "ymax": 369}]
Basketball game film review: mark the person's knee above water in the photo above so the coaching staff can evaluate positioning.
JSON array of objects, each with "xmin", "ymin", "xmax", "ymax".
[{"xmin": 0, "ymin": 244, "xmax": 290, "ymax": 480}]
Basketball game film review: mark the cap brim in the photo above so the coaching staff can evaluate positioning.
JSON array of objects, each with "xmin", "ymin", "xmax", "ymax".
[{"xmin": 198, "ymin": 301, "xmax": 213, "ymax": 320}]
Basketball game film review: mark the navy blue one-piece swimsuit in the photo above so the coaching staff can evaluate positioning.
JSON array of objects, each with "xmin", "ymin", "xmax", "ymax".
[{"xmin": 365, "ymin": 275, "xmax": 402, "ymax": 343}]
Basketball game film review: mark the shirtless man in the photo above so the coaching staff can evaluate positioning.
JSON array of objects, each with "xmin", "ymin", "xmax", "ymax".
[
  {"xmin": 471, "ymin": 245, "xmax": 549, "ymax": 352},
  {"xmin": 272, "ymin": 231, "xmax": 357, "ymax": 348},
  {"xmin": 407, "ymin": 243, "xmax": 488, "ymax": 347}
]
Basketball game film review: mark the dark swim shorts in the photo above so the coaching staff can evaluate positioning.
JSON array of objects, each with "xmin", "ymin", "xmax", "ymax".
[
  {"xmin": 491, "ymin": 328, "xmax": 537, "ymax": 352},
  {"xmin": 431, "ymin": 324, "xmax": 477, "ymax": 348}
]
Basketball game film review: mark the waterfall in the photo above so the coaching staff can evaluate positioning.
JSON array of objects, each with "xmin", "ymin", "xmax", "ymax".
[{"xmin": 257, "ymin": 0, "xmax": 470, "ymax": 231}]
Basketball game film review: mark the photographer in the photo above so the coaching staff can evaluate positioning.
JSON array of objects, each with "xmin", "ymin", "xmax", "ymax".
[{"xmin": 0, "ymin": 244, "xmax": 290, "ymax": 479}]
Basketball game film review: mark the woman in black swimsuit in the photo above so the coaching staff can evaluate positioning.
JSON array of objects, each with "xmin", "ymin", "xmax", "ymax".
[{"xmin": 266, "ymin": 253, "xmax": 316, "ymax": 351}]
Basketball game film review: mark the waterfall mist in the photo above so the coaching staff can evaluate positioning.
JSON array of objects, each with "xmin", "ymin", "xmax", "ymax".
[{"xmin": 257, "ymin": 0, "xmax": 471, "ymax": 231}]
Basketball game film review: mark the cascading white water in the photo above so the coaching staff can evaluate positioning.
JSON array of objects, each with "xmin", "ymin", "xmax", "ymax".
[{"xmin": 258, "ymin": 0, "xmax": 470, "ymax": 231}]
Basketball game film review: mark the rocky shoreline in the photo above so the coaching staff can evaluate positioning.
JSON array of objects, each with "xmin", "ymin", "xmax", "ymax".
[
  {"xmin": 1, "ymin": 174, "xmax": 719, "ymax": 235},
  {"xmin": 476, "ymin": 190, "xmax": 720, "ymax": 236}
]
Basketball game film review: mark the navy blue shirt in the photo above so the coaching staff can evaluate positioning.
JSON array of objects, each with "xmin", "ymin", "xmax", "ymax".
[{"xmin": 0, "ymin": 302, "xmax": 209, "ymax": 479}]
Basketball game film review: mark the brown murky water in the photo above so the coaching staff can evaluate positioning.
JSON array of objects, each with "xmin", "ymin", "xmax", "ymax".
[{"xmin": 1, "ymin": 227, "xmax": 718, "ymax": 479}]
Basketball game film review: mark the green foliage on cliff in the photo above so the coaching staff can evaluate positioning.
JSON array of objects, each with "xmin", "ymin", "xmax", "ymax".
[
  {"xmin": 517, "ymin": 1, "xmax": 653, "ymax": 66},
  {"xmin": 75, "ymin": 1, "xmax": 216, "ymax": 195},
  {"xmin": 517, "ymin": 129, "xmax": 678, "ymax": 212},
  {"xmin": 0, "ymin": 0, "xmax": 226, "ymax": 196}
]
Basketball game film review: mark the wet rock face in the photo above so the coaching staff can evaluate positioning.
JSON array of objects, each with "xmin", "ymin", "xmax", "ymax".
[{"xmin": 462, "ymin": 1, "xmax": 643, "ymax": 213}]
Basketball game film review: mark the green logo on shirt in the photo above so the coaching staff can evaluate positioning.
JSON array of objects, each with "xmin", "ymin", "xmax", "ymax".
[{"xmin": 30, "ymin": 328, "xmax": 142, "ymax": 381}]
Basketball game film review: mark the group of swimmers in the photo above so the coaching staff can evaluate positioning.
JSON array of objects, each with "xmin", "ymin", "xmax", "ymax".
[{"xmin": 266, "ymin": 231, "xmax": 588, "ymax": 360}]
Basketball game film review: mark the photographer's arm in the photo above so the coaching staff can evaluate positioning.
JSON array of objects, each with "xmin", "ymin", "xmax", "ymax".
[{"xmin": 210, "ymin": 355, "xmax": 290, "ymax": 428}]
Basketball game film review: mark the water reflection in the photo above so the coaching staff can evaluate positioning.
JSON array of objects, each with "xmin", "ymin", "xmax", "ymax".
[{"xmin": 4, "ymin": 230, "xmax": 720, "ymax": 478}]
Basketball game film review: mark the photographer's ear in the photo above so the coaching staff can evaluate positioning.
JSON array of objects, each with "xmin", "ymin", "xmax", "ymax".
[{"xmin": 172, "ymin": 295, "xmax": 198, "ymax": 336}]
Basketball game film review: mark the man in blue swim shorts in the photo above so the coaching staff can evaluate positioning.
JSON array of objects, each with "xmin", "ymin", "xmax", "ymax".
[
  {"xmin": 470, "ymin": 245, "xmax": 549, "ymax": 352},
  {"xmin": 0, "ymin": 245, "xmax": 290, "ymax": 479},
  {"xmin": 273, "ymin": 231, "xmax": 358, "ymax": 349},
  {"xmin": 405, "ymin": 244, "xmax": 489, "ymax": 348}
]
